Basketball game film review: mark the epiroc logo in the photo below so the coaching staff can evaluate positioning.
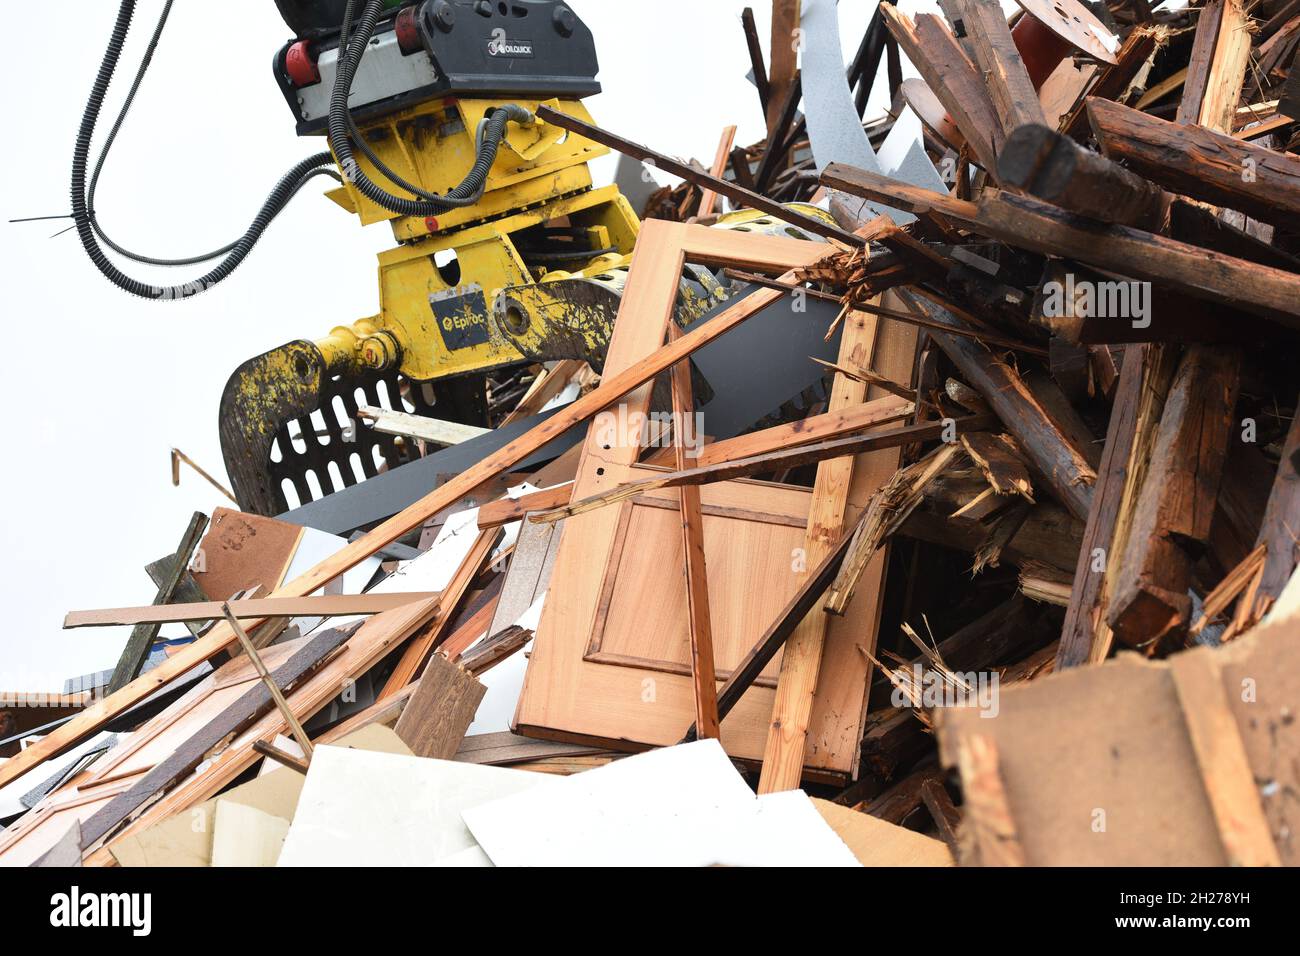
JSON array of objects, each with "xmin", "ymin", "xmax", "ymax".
[{"xmin": 49, "ymin": 886, "xmax": 152, "ymax": 937}]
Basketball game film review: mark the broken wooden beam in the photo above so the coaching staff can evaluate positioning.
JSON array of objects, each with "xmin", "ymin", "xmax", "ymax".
[
  {"xmin": 897, "ymin": 290, "xmax": 1096, "ymax": 523},
  {"xmin": 880, "ymin": 7, "xmax": 1002, "ymax": 172},
  {"xmin": 1087, "ymin": 98, "xmax": 1300, "ymax": 232},
  {"xmin": 998, "ymin": 122, "xmax": 1167, "ymax": 230},
  {"xmin": 821, "ymin": 163, "xmax": 1300, "ymax": 327},
  {"xmin": 1107, "ymin": 346, "xmax": 1243, "ymax": 644},
  {"xmin": 958, "ymin": 0, "xmax": 1048, "ymax": 135}
]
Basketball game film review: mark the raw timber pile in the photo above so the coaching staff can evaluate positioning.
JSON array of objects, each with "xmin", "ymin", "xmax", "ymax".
[{"xmin": 4, "ymin": 0, "xmax": 1300, "ymax": 867}]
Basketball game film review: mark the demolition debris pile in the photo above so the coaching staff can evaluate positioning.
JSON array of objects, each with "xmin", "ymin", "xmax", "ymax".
[{"xmin": 3, "ymin": 0, "xmax": 1299, "ymax": 866}]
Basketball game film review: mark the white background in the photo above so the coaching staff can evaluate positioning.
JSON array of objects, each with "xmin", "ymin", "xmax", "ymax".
[{"xmin": 0, "ymin": 0, "xmax": 934, "ymax": 689}]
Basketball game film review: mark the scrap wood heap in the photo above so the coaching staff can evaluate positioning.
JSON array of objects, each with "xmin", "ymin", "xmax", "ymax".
[{"xmin": 4, "ymin": 0, "xmax": 1300, "ymax": 867}]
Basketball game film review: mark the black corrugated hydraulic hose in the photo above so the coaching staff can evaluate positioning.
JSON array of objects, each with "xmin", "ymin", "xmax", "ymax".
[
  {"xmin": 71, "ymin": 0, "xmax": 339, "ymax": 299},
  {"xmin": 328, "ymin": 0, "xmax": 533, "ymax": 217}
]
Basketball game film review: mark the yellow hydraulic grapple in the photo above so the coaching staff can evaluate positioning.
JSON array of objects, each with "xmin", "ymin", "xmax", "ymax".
[{"xmin": 71, "ymin": 1, "xmax": 833, "ymax": 517}]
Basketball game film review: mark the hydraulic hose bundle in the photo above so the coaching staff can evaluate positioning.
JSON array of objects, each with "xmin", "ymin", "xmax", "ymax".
[
  {"xmin": 70, "ymin": 0, "xmax": 532, "ymax": 299},
  {"xmin": 71, "ymin": 0, "xmax": 339, "ymax": 300},
  {"xmin": 327, "ymin": 0, "xmax": 533, "ymax": 217}
]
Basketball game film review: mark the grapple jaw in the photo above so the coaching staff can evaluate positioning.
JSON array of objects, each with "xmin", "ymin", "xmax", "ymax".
[{"xmin": 218, "ymin": 340, "xmax": 450, "ymax": 517}]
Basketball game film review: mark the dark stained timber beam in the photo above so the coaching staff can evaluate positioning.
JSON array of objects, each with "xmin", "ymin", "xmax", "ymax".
[
  {"xmin": 1087, "ymin": 97, "xmax": 1300, "ymax": 232},
  {"xmin": 998, "ymin": 122, "xmax": 1167, "ymax": 230},
  {"xmin": 819, "ymin": 162, "xmax": 1300, "ymax": 328}
]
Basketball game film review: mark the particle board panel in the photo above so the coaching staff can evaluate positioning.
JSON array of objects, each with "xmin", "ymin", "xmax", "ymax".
[{"xmin": 192, "ymin": 508, "xmax": 304, "ymax": 603}]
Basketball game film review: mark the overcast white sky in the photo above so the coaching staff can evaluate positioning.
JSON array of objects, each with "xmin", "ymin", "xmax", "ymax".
[{"xmin": 0, "ymin": 0, "xmax": 943, "ymax": 690}]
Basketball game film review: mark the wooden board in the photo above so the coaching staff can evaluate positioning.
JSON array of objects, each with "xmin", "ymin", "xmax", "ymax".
[
  {"xmin": 191, "ymin": 508, "xmax": 304, "ymax": 603},
  {"xmin": 760, "ymin": 305, "xmax": 877, "ymax": 793},
  {"xmin": 64, "ymin": 592, "xmax": 438, "ymax": 628},
  {"xmin": 393, "ymin": 654, "xmax": 486, "ymax": 759},
  {"xmin": 513, "ymin": 222, "xmax": 875, "ymax": 777}
]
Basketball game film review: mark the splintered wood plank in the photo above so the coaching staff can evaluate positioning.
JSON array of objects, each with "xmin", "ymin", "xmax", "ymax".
[
  {"xmin": 959, "ymin": 0, "xmax": 1048, "ymax": 134},
  {"xmin": 1177, "ymin": 0, "xmax": 1251, "ymax": 132},
  {"xmin": 882, "ymin": 7, "xmax": 1002, "ymax": 172},
  {"xmin": 1108, "ymin": 347, "xmax": 1242, "ymax": 644},
  {"xmin": 669, "ymin": 325, "xmax": 719, "ymax": 739},
  {"xmin": 0, "ymin": 222, "xmax": 834, "ymax": 795},
  {"xmin": 393, "ymin": 653, "xmax": 486, "ymax": 759},
  {"xmin": 954, "ymin": 734, "xmax": 1026, "ymax": 866},
  {"xmin": 758, "ymin": 307, "xmax": 877, "ymax": 793},
  {"xmin": 1056, "ymin": 346, "xmax": 1147, "ymax": 669}
]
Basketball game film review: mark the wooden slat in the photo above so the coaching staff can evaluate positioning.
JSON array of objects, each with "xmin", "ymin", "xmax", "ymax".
[
  {"xmin": 697, "ymin": 124, "xmax": 738, "ymax": 218},
  {"xmin": 536, "ymin": 106, "xmax": 865, "ymax": 246},
  {"xmin": 529, "ymin": 415, "xmax": 994, "ymax": 525},
  {"xmin": 758, "ymin": 306, "xmax": 877, "ymax": 794},
  {"xmin": 64, "ymin": 592, "xmax": 439, "ymax": 628},
  {"xmin": 476, "ymin": 484, "xmax": 574, "ymax": 529},
  {"xmin": 958, "ymin": 0, "xmax": 1048, "ymax": 134},
  {"xmin": 669, "ymin": 325, "xmax": 720, "ymax": 739},
  {"xmin": 106, "ymin": 511, "xmax": 207, "ymax": 694},
  {"xmin": 0, "ymin": 220, "xmax": 829, "ymax": 792}
]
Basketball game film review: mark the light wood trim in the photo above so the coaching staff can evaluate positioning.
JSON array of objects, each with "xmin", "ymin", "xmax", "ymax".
[{"xmin": 759, "ymin": 306, "xmax": 877, "ymax": 793}]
